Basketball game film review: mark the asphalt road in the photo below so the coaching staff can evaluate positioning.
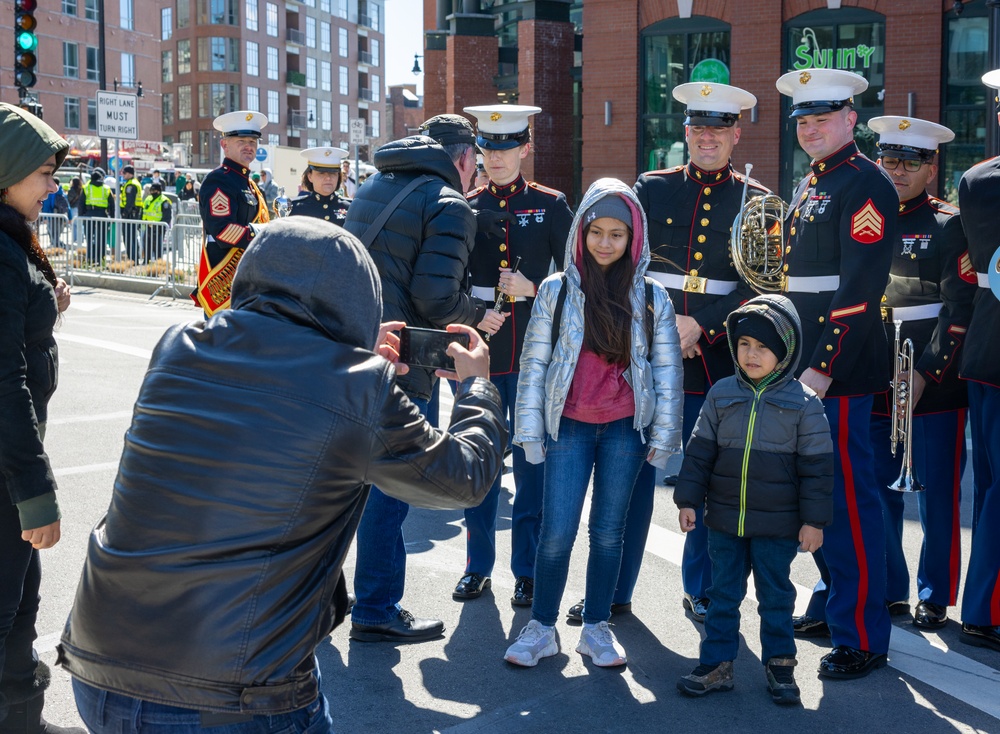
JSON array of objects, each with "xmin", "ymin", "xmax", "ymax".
[{"xmin": 32, "ymin": 287, "xmax": 1000, "ymax": 734}]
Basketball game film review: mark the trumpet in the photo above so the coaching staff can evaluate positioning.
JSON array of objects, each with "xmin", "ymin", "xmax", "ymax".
[
  {"xmin": 272, "ymin": 187, "xmax": 291, "ymax": 218},
  {"xmin": 731, "ymin": 163, "xmax": 789, "ymax": 294},
  {"xmin": 888, "ymin": 319, "xmax": 924, "ymax": 493},
  {"xmin": 485, "ymin": 255, "xmax": 521, "ymax": 343}
]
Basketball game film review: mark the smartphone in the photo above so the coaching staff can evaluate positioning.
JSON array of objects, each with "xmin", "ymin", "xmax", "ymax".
[{"xmin": 398, "ymin": 327, "xmax": 471, "ymax": 371}]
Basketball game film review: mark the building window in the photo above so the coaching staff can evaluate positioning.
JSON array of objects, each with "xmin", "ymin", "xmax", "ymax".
[
  {"xmin": 266, "ymin": 89, "xmax": 279, "ymax": 124},
  {"xmin": 321, "ymin": 99, "xmax": 331, "ymax": 131},
  {"xmin": 320, "ymin": 0, "xmax": 329, "ymax": 12},
  {"xmin": 265, "ymin": 3, "xmax": 278, "ymax": 36},
  {"xmin": 267, "ymin": 133, "xmax": 279, "ymax": 146},
  {"xmin": 306, "ymin": 57, "xmax": 317, "ymax": 88},
  {"xmin": 120, "ymin": 53, "xmax": 135, "ymax": 86},
  {"xmin": 179, "ymin": 130, "xmax": 193, "ymax": 159},
  {"xmin": 247, "ymin": 41, "xmax": 259, "ymax": 76},
  {"xmin": 161, "ymin": 7, "xmax": 172, "ymax": 39},
  {"xmin": 360, "ymin": 2, "xmax": 379, "ymax": 32},
  {"xmin": 199, "ymin": 83, "xmax": 240, "ymax": 118},
  {"xmin": 321, "ymin": 61, "xmax": 331, "ymax": 92},
  {"xmin": 87, "ymin": 99, "xmax": 97, "ymax": 130},
  {"xmin": 178, "ymin": 39, "xmax": 191, "ymax": 74},
  {"xmin": 371, "ymin": 74, "xmax": 380, "ymax": 103},
  {"xmin": 86, "ymin": 46, "xmax": 100, "ymax": 81},
  {"xmin": 337, "ymin": 0, "xmax": 347, "ymax": 20},
  {"xmin": 306, "ymin": 16, "xmax": 316, "ymax": 48},
  {"xmin": 162, "ymin": 50, "xmax": 173, "ymax": 83},
  {"xmin": 84, "ymin": 0, "xmax": 98, "ymax": 21},
  {"xmin": 307, "ymin": 137, "xmax": 318, "ymax": 148},
  {"xmin": 371, "ymin": 109, "xmax": 380, "ymax": 138},
  {"xmin": 339, "ymin": 27, "xmax": 348, "ymax": 58},
  {"xmin": 339, "ymin": 103, "xmax": 348, "ymax": 133},
  {"xmin": 307, "ymin": 97, "xmax": 317, "ymax": 128},
  {"xmin": 63, "ymin": 43, "xmax": 79, "ymax": 79},
  {"xmin": 120, "ymin": 0, "xmax": 134, "ymax": 30},
  {"xmin": 370, "ymin": 38, "xmax": 379, "ymax": 67},
  {"xmin": 198, "ymin": 37, "xmax": 240, "ymax": 72},
  {"xmin": 179, "ymin": 85, "xmax": 192, "ymax": 119},
  {"xmin": 199, "ymin": 130, "xmax": 212, "ymax": 164},
  {"xmin": 199, "ymin": 0, "xmax": 238, "ymax": 25},
  {"xmin": 245, "ymin": 0, "xmax": 258, "ymax": 31},
  {"xmin": 266, "ymin": 46, "xmax": 279, "ymax": 80},
  {"xmin": 177, "ymin": 0, "xmax": 190, "ymax": 28},
  {"xmin": 320, "ymin": 21, "xmax": 330, "ymax": 53},
  {"xmin": 247, "ymin": 85, "xmax": 260, "ymax": 111},
  {"xmin": 339, "ymin": 65, "xmax": 348, "ymax": 95},
  {"xmin": 64, "ymin": 98, "xmax": 81, "ymax": 129},
  {"xmin": 162, "ymin": 93, "xmax": 174, "ymax": 125},
  {"xmin": 63, "ymin": 0, "xmax": 77, "ymax": 14}
]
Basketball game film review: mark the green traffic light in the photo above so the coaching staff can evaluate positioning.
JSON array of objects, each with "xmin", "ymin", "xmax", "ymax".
[{"xmin": 16, "ymin": 31, "xmax": 38, "ymax": 52}]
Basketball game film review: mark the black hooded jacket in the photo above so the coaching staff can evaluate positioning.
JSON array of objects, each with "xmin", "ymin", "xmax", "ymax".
[
  {"xmin": 344, "ymin": 135, "xmax": 485, "ymax": 401},
  {"xmin": 57, "ymin": 218, "xmax": 506, "ymax": 715}
]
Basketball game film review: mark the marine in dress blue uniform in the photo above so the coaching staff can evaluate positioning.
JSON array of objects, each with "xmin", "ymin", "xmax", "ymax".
[
  {"xmin": 954, "ymin": 69, "xmax": 1000, "ymax": 652},
  {"xmin": 777, "ymin": 69, "xmax": 897, "ymax": 679},
  {"xmin": 457, "ymin": 105, "xmax": 573, "ymax": 606},
  {"xmin": 289, "ymin": 146, "xmax": 351, "ymax": 226},
  {"xmin": 194, "ymin": 111, "xmax": 270, "ymax": 316},
  {"xmin": 866, "ymin": 117, "xmax": 976, "ymax": 631},
  {"xmin": 631, "ymin": 83, "xmax": 767, "ymax": 623}
]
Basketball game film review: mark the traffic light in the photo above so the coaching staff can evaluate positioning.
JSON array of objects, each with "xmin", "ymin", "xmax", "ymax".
[{"xmin": 14, "ymin": 0, "xmax": 39, "ymax": 89}]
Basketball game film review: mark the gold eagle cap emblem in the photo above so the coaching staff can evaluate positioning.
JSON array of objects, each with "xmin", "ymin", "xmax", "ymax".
[
  {"xmin": 323, "ymin": 150, "xmax": 331, "ymax": 157},
  {"xmin": 490, "ymin": 112, "xmax": 502, "ymax": 122},
  {"xmin": 799, "ymin": 71, "xmax": 812, "ymax": 85},
  {"xmin": 245, "ymin": 113, "xmax": 253, "ymax": 122},
  {"xmin": 899, "ymin": 119, "xmax": 911, "ymax": 131},
  {"xmin": 700, "ymin": 85, "xmax": 712, "ymax": 97}
]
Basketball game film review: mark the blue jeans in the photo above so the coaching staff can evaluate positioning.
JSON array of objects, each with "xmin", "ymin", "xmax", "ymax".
[
  {"xmin": 532, "ymin": 416, "xmax": 646, "ymax": 627},
  {"xmin": 351, "ymin": 395, "xmax": 429, "ymax": 626},
  {"xmin": 73, "ymin": 678, "xmax": 333, "ymax": 734},
  {"xmin": 701, "ymin": 529, "xmax": 799, "ymax": 666}
]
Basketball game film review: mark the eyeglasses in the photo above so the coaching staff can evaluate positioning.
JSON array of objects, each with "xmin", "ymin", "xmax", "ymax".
[{"xmin": 881, "ymin": 157, "xmax": 924, "ymax": 173}]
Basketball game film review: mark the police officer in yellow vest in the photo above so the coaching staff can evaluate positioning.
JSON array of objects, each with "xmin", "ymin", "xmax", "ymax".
[
  {"xmin": 79, "ymin": 168, "xmax": 113, "ymax": 264},
  {"xmin": 141, "ymin": 181, "xmax": 172, "ymax": 263},
  {"xmin": 120, "ymin": 165, "xmax": 144, "ymax": 261}
]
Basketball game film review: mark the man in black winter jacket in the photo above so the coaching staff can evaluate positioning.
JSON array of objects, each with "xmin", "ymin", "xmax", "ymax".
[
  {"xmin": 58, "ymin": 217, "xmax": 506, "ymax": 732},
  {"xmin": 343, "ymin": 115, "xmax": 506, "ymax": 643}
]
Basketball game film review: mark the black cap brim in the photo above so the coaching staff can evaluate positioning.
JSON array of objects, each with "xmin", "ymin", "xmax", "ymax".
[
  {"xmin": 877, "ymin": 143, "xmax": 935, "ymax": 162},
  {"xmin": 222, "ymin": 130, "xmax": 263, "ymax": 138},
  {"xmin": 788, "ymin": 100, "xmax": 852, "ymax": 118},
  {"xmin": 684, "ymin": 110, "xmax": 739, "ymax": 127}
]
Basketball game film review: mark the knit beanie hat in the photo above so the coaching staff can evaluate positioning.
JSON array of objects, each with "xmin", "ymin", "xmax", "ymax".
[
  {"xmin": 0, "ymin": 103, "xmax": 69, "ymax": 191},
  {"xmin": 582, "ymin": 194, "xmax": 632, "ymax": 230},
  {"xmin": 733, "ymin": 312, "xmax": 787, "ymax": 362}
]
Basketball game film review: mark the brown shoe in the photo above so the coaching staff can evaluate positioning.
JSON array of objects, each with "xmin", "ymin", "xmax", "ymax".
[{"xmin": 677, "ymin": 661, "xmax": 734, "ymax": 696}]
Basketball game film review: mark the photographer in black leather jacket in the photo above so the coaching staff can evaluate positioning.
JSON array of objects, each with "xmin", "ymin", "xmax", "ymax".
[{"xmin": 57, "ymin": 217, "xmax": 506, "ymax": 733}]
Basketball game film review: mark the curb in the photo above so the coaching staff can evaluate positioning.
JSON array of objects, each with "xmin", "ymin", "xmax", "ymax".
[{"xmin": 66, "ymin": 271, "xmax": 195, "ymax": 299}]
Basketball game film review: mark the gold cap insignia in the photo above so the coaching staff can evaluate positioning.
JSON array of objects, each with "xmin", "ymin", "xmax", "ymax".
[
  {"xmin": 700, "ymin": 85, "xmax": 712, "ymax": 97},
  {"xmin": 799, "ymin": 71, "xmax": 812, "ymax": 85},
  {"xmin": 490, "ymin": 112, "xmax": 502, "ymax": 122},
  {"xmin": 898, "ymin": 119, "xmax": 911, "ymax": 131},
  {"xmin": 245, "ymin": 113, "xmax": 253, "ymax": 122},
  {"xmin": 323, "ymin": 150, "xmax": 331, "ymax": 157}
]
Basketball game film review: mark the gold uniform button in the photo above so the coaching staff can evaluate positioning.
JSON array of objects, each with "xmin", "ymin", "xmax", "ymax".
[
  {"xmin": 911, "ymin": 253, "xmax": 917, "ymax": 260},
  {"xmin": 500, "ymin": 259, "xmax": 508, "ymax": 267},
  {"xmin": 809, "ymin": 216, "xmax": 815, "ymax": 222},
  {"xmin": 499, "ymin": 244, "xmax": 507, "ymax": 252},
  {"xmin": 943, "ymin": 355, "xmax": 949, "ymax": 360},
  {"xmin": 821, "ymin": 362, "xmax": 828, "ymax": 369},
  {"xmin": 785, "ymin": 246, "xmax": 792, "ymax": 254},
  {"xmin": 811, "ymin": 176, "xmax": 818, "ymax": 185},
  {"xmin": 818, "ymin": 316, "xmax": 825, "ymax": 323},
  {"xmin": 689, "ymin": 269, "xmax": 699, "ymax": 277},
  {"xmin": 936, "ymin": 369, "xmax": 942, "ymax": 375},
  {"xmin": 323, "ymin": 204, "xmax": 328, "ymax": 209},
  {"xmin": 709, "ymin": 329, "xmax": 716, "ymax": 336},
  {"xmin": 499, "ymin": 201, "xmax": 506, "ymax": 208},
  {"xmin": 782, "ymin": 264, "xmax": 789, "ymax": 272},
  {"xmin": 700, "ymin": 218, "xmax": 709, "ymax": 227},
  {"xmin": 697, "ymin": 235, "xmax": 706, "ymax": 243},
  {"xmin": 794, "ymin": 210, "xmax": 800, "ymax": 218},
  {"xmin": 826, "ymin": 344, "xmax": 833, "ymax": 351},
  {"xmin": 666, "ymin": 217, "xmax": 673, "ymax": 224},
  {"xmin": 703, "ymin": 203, "xmax": 711, "ymax": 211},
  {"xmin": 950, "ymin": 341, "xmax": 955, "ymax": 346},
  {"xmin": 703, "ymin": 187, "xmax": 712, "ymax": 195},
  {"xmin": 694, "ymin": 252, "xmax": 704, "ymax": 261},
  {"xmin": 833, "ymin": 328, "xmax": 841, "ymax": 334},
  {"xmin": 790, "ymin": 227, "xmax": 796, "ymax": 235},
  {"xmin": 324, "ymin": 216, "xmax": 330, "ymax": 220}
]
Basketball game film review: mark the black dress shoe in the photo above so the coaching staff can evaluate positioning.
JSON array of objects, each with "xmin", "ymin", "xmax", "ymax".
[
  {"xmin": 960, "ymin": 623, "xmax": 1000, "ymax": 652},
  {"xmin": 682, "ymin": 594, "xmax": 709, "ymax": 624},
  {"xmin": 662, "ymin": 474, "xmax": 679, "ymax": 486},
  {"xmin": 887, "ymin": 600, "xmax": 911, "ymax": 617},
  {"xmin": 350, "ymin": 609, "xmax": 444, "ymax": 642},
  {"xmin": 792, "ymin": 614, "xmax": 830, "ymax": 637},
  {"xmin": 818, "ymin": 646, "xmax": 887, "ymax": 679},
  {"xmin": 565, "ymin": 599, "xmax": 632, "ymax": 623},
  {"xmin": 453, "ymin": 573, "xmax": 491, "ymax": 600},
  {"xmin": 913, "ymin": 601, "xmax": 948, "ymax": 630},
  {"xmin": 511, "ymin": 576, "xmax": 534, "ymax": 607}
]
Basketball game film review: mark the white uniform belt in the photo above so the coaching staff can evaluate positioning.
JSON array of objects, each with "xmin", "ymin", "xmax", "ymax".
[
  {"xmin": 783, "ymin": 275, "xmax": 841, "ymax": 293},
  {"xmin": 647, "ymin": 271, "xmax": 738, "ymax": 296},
  {"xmin": 471, "ymin": 285, "xmax": 526, "ymax": 303},
  {"xmin": 884, "ymin": 302, "xmax": 942, "ymax": 322},
  {"xmin": 977, "ymin": 272, "xmax": 990, "ymax": 288}
]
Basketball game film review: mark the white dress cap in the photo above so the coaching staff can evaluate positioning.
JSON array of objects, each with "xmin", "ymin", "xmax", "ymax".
[
  {"xmin": 301, "ymin": 146, "xmax": 349, "ymax": 169},
  {"xmin": 868, "ymin": 116, "xmax": 954, "ymax": 157},
  {"xmin": 775, "ymin": 68, "xmax": 869, "ymax": 117},
  {"xmin": 463, "ymin": 105, "xmax": 542, "ymax": 149},
  {"xmin": 671, "ymin": 82, "xmax": 757, "ymax": 126},
  {"xmin": 213, "ymin": 110, "xmax": 268, "ymax": 138}
]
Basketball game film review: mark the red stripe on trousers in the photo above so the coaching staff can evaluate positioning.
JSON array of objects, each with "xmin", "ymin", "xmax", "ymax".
[
  {"xmin": 949, "ymin": 409, "xmax": 965, "ymax": 606},
  {"xmin": 838, "ymin": 397, "xmax": 870, "ymax": 650}
]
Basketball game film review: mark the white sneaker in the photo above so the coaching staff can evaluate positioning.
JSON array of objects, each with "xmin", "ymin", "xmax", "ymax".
[
  {"xmin": 576, "ymin": 621, "xmax": 627, "ymax": 667},
  {"xmin": 504, "ymin": 620, "xmax": 559, "ymax": 667}
]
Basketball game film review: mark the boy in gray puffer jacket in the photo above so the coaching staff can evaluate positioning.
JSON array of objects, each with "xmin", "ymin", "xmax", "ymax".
[{"xmin": 674, "ymin": 294, "xmax": 833, "ymax": 705}]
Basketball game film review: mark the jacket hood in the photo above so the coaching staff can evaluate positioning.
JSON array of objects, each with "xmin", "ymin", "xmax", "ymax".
[
  {"xmin": 229, "ymin": 217, "xmax": 382, "ymax": 350},
  {"xmin": 372, "ymin": 135, "xmax": 463, "ymax": 192},
  {"xmin": 726, "ymin": 294, "xmax": 802, "ymax": 390},
  {"xmin": 566, "ymin": 178, "xmax": 650, "ymax": 280}
]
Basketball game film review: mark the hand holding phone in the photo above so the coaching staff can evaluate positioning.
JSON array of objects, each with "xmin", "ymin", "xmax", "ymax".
[{"xmin": 398, "ymin": 325, "xmax": 488, "ymax": 381}]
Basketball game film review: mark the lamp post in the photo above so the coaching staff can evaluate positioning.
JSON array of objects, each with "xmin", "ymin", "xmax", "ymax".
[{"xmin": 412, "ymin": 54, "xmax": 423, "ymax": 75}]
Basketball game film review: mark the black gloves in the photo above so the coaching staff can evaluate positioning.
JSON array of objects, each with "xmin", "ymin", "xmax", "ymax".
[{"xmin": 475, "ymin": 209, "xmax": 513, "ymax": 239}]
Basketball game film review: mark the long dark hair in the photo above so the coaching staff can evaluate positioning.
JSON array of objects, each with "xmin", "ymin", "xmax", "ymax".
[
  {"xmin": 581, "ymin": 225, "xmax": 634, "ymax": 365},
  {"xmin": 0, "ymin": 200, "xmax": 58, "ymax": 287}
]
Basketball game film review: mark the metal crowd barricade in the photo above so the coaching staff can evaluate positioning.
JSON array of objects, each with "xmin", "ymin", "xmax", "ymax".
[{"xmin": 36, "ymin": 212, "xmax": 71, "ymax": 277}]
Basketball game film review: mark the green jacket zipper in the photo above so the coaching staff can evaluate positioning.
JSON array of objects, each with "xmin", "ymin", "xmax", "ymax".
[{"xmin": 738, "ymin": 388, "xmax": 764, "ymax": 536}]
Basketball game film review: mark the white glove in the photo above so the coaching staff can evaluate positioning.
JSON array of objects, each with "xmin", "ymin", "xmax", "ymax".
[
  {"xmin": 646, "ymin": 448, "xmax": 669, "ymax": 470},
  {"xmin": 522, "ymin": 441, "xmax": 545, "ymax": 465}
]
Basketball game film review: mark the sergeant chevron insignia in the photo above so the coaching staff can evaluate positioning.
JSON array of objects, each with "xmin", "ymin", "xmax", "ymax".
[
  {"xmin": 850, "ymin": 199, "xmax": 884, "ymax": 244},
  {"xmin": 210, "ymin": 190, "xmax": 231, "ymax": 217}
]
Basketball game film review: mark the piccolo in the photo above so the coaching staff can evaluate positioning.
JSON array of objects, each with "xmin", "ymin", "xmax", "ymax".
[{"xmin": 485, "ymin": 255, "xmax": 521, "ymax": 342}]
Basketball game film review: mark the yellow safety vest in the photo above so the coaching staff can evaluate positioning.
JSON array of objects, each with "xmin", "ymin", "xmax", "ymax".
[
  {"xmin": 120, "ymin": 178, "xmax": 142, "ymax": 208},
  {"xmin": 83, "ymin": 182, "xmax": 110, "ymax": 208},
  {"xmin": 142, "ymin": 195, "xmax": 165, "ymax": 222}
]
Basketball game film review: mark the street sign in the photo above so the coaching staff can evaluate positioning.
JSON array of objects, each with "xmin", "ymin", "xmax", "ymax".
[
  {"xmin": 349, "ymin": 118, "xmax": 367, "ymax": 145},
  {"xmin": 96, "ymin": 91, "xmax": 138, "ymax": 140},
  {"xmin": 256, "ymin": 146, "xmax": 268, "ymax": 161}
]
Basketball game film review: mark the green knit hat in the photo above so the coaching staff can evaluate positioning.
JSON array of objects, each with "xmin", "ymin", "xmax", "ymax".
[{"xmin": 0, "ymin": 103, "xmax": 69, "ymax": 191}]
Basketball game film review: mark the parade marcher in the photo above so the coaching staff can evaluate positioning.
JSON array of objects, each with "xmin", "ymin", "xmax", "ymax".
[
  {"xmin": 194, "ymin": 111, "xmax": 270, "ymax": 316},
  {"xmin": 57, "ymin": 217, "xmax": 507, "ymax": 734},
  {"xmin": 341, "ymin": 160, "xmax": 357, "ymax": 198},
  {"xmin": 0, "ymin": 101, "xmax": 81, "ymax": 734},
  {"xmin": 866, "ymin": 116, "xmax": 976, "ymax": 630},
  {"xmin": 504, "ymin": 178, "xmax": 682, "ymax": 668},
  {"xmin": 776, "ymin": 68, "xmax": 898, "ymax": 679},
  {"xmin": 78, "ymin": 168, "xmax": 113, "ymax": 265},
  {"xmin": 954, "ymin": 69, "xmax": 1000, "ymax": 653},
  {"xmin": 289, "ymin": 147, "xmax": 351, "ymax": 226},
  {"xmin": 457, "ymin": 104, "xmax": 573, "ymax": 607},
  {"xmin": 344, "ymin": 115, "xmax": 504, "ymax": 643},
  {"xmin": 119, "ymin": 165, "xmax": 143, "ymax": 261},
  {"xmin": 140, "ymin": 181, "xmax": 172, "ymax": 263},
  {"xmin": 618, "ymin": 82, "xmax": 767, "ymax": 626}
]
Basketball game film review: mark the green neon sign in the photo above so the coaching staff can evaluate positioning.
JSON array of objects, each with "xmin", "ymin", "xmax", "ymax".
[{"xmin": 792, "ymin": 27, "xmax": 878, "ymax": 71}]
